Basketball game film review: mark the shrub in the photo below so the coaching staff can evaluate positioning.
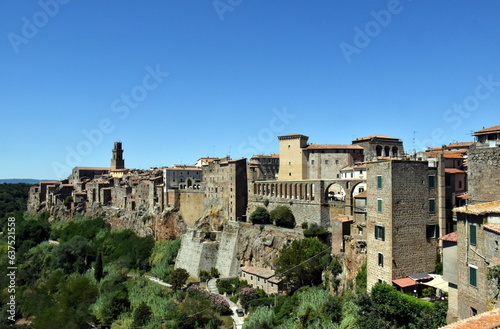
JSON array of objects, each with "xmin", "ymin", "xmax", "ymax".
[
  {"xmin": 249, "ymin": 207, "xmax": 271, "ymax": 225},
  {"xmin": 210, "ymin": 294, "xmax": 232, "ymax": 315},
  {"xmin": 270, "ymin": 205, "xmax": 295, "ymax": 228}
]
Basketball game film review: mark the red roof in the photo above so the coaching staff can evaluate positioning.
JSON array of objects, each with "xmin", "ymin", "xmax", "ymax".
[
  {"xmin": 354, "ymin": 191, "xmax": 367, "ymax": 198},
  {"xmin": 484, "ymin": 224, "xmax": 500, "ymax": 235},
  {"xmin": 306, "ymin": 144, "xmax": 363, "ymax": 150},
  {"xmin": 354, "ymin": 135, "xmax": 400, "ymax": 142},
  {"xmin": 440, "ymin": 308, "xmax": 500, "ymax": 329},
  {"xmin": 445, "ymin": 168, "xmax": 466, "ymax": 174},
  {"xmin": 392, "ymin": 278, "xmax": 417, "ymax": 288},
  {"xmin": 474, "ymin": 125, "xmax": 500, "ymax": 135},
  {"xmin": 334, "ymin": 215, "xmax": 353, "ymax": 223},
  {"xmin": 439, "ymin": 231, "xmax": 458, "ymax": 242}
]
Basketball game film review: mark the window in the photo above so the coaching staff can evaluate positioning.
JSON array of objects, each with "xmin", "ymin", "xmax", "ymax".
[
  {"xmin": 377, "ymin": 199, "xmax": 383, "ymax": 212},
  {"xmin": 458, "ymin": 180, "xmax": 463, "ymax": 189},
  {"xmin": 429, "ymin": 199, "xmax": 436, "ymax": 213},
  {"xmin": 335, "ymin": 160, "xmax": 339, "ymax": 164},
  {"xmin": 429, "ymin": 175, "xmax": 436, "ymax": 188},
  {"xmin": 378, "ymin": 253, "xmax": 384, "ymax": 267},
  {"xmin": 311, "ymin": 160, "xmax": 315, "ymax": 165},
  {"xmin": 336, "ymin": 174, "xmax": 340, "ymax": 178},
  {"xmin": 375, "ymin": 225, "xmax": 385, "ymax": 241},
  {"xmin": 471, "ymin": 307, "xmax": 477, "ymax": 317},
  {"xmin": 377, "ymin": 175, "xmax": 383, "ymax": 189},
  {"xmin": 325, "ymin": 160, "xmax": 329, "ymax": 165},
  {"xmin": 426, "ymin": 224, "xmax": 438, "ymax": 238},
  {"xmin": 470, "ymin": 224, "xmax": 477, "ymax": 245},
  {"xmin": 359, "ymin": 187, "xmax": 365, "ymax": 193},
  {"xmin": 469, "ymin": 265, "xmax": 477, "ymax": 287}
]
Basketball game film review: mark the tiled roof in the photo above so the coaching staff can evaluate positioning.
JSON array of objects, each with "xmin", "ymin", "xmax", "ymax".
[
  {"xmin": 454, "ymin": 200, "xmax": 500, "ymax": 215},
  {"xmin": 334, "ymin": 215, "xmax": 354, "ymax": 222},
  {"xmin": 354, "ymin": 191, "xmax": 367, "ymax": 198},
  {"xmin": 439, "ymin": 231, "xmax": 458, "ymax": 242},
  {"xmin": 440, "ymin": 308, "xmax": 500, "ymax": 329},
  {"xmin": 457, "ymin": 193, "xmax": 468, "ymax": 200},
  {"xmin": 306, "ymin": 144, "xmax": 363, "ymax": 150},
  {"xmin": 392, "ymin": 278, "xmax": 417, "ymax": 288},
  {"xmin": 447, "ymin": 142, "xmax": 473, "ymax": 148},
  {"xmin": 278, "ymin": 133, "xmax": 308, "ymax": 138},
  {"xmin": 40, "ymin": 181, "xmax": 60, "ymax": 184},
  {"xmin": 484, "ymin": 224, "xmax": 500, "ymax": 235},
  {"xmin": 444, "ymin": 152, "xmax": 466, "ymax": 159},
  {"xmin": 353, "ymin": 135, "xmax": 400, "ymax": 142},
  {"xmin": 445, "ymin": 168, "xmax": 466, "ymax": 174},
  {"xmin": 76, "ymin": 167, "xmax": 110, "ymax": 171},
  {"xmin": 241, "ymin": 266, "xmax": 275, "ymax": 279},
  {"xmin": 474, "ymin": 125, "xmax": 500, "ymax": 135}
]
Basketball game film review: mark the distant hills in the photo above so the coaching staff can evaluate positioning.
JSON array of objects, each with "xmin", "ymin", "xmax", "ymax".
[{"xmin": 0, "ymin": 179, "xmax": 44, "ymax": 184}]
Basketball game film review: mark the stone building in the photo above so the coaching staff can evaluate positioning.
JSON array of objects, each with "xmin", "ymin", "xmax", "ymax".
[
  {"xmin": 203, "ymin": 157, "xmax": 248, "ymax": 221},
  {"xmin": 111, "ymin": 142, "xmax": 125, "ymax": 170},
  {"xmin": 351, "ymin": 135, "xmax": 404, "ymax": 161},
  {"xmin": 468, "ymin": 125, "xmax": 500, "ymax": 205},
  {"xmin": 366, "ymin": 160, "xmax": 439, "ymax": 291},
  {"xmin": 240, "ymin": 266, "xmax": 283, "ymax": 294},
  {"xmin": 248, "ymin": 154, "xmax": 279, "ymax": 181},
  {"xmin": 453, "ymin": 201, "xmax": 500, "ymax": 320}
]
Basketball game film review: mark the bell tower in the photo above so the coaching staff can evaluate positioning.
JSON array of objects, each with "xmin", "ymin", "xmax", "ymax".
[{"xmin": 111, "ymin": 142, "xmax": 125, "ymax": 170}]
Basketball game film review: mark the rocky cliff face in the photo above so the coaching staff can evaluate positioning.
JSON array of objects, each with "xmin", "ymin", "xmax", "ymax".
[
  {"xmin": 236, "ymin": 223, "xmax": 304, "ymax": 269},
  {"xmin": 36, "ymin": 200, "xmax": 187, "ymax": 240}
]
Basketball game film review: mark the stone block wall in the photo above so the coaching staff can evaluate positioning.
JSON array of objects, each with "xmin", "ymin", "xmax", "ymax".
[
  {"xmin": 179, "ymin": 190, "xmax": 204, "ymax": 227},
  {"xmin": 467, "ymin": 145, "xmax": 500, "ymax": 204}
]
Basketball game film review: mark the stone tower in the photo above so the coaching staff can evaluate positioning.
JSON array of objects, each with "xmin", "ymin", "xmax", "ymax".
[
  {"xmin": 277, "ymin": 134, "xmax": 309, "ymax": 181},
  {"xmin": 111, "ymin": 142, "xmax": 125, "ymax": 170}
]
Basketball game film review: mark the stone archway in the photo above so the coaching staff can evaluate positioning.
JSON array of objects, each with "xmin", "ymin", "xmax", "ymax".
[{"xmin": 325, "ymin": 183, "xmax": 346, "ymax": 202}]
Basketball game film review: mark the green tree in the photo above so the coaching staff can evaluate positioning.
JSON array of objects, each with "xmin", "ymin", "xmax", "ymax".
[
  {"xmin": 132, "ymin": 302, "xmax": 152, "ymax": 327},
  {"xmin": 270, "ymin": 205, "xmax": 296, "ymax": 228},
  {"xmin": 249, "ymin": 206, "xmax": 271, "ymax": 225},
  {"xmin": 275, "ymin": 238, "xmax": 331, "ymax": 292},
  {"xmin": 170, "ymin": 268, "xmax": 190, "ymax": 290},
  {"xmin": 95, "ymin": 252, "xmax": 104, "ymax": 282}
]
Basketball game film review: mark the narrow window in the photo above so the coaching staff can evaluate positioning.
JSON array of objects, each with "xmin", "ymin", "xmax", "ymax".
[
  {"xmin": 377, "ymin": 199, "xmax": 383, "ymax": 213},
  {"xmin": 311, "ymin": 160, "xmax": 315, "ymax": 165},
  {"xmin": 469, "ymin": 265, "xmax": 477, "ymax": 287},
  {"xmin": 470, "ymin": 224, "xmax": 477, "ymax": 245},
  {"xmin": 378, "ymin": 253, "xmax": 384, "ymax": 267},
  {"xmin": 377, "ymin": 175, "xmax": 383, "ymax": 189},
  {"xmin": 375, "ymin": 226, "xmax": 385, "ymax": 241},
  {"xmin": 429, "ymin": 175, "xmax": 436, "ymax": 188},
  {"xmin": 325, "ymin": 160, "xmax": 329, "ymax": 165},
  {"xmin": 429, "ymin": 199, "xmax": 436, "ymax": 213}
]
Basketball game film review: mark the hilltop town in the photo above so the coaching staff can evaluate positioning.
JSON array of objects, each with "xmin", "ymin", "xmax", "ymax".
[{"xmin": 27, "ymin": 124, "xmax": 500, "ymax": 326}]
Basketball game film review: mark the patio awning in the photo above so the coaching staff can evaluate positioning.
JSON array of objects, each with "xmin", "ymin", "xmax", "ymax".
[
  {"xmin": 408, "ymin": 273, "xmax": 433, "ymax": 281},
  {"xmin": 422, "ymin": 276, "xmax": 449, "ymax": 293}
]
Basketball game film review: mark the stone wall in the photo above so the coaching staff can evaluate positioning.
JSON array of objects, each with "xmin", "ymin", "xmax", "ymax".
[
  {"xmin": 366, "ymin": 160, "xmax": 439, "ymax": 291},
  {"xmin": 215, "ymin": 221, "xmax": 240, "ymax": 277},
  {"xmin": 179, "ymin": 190, "xmax": 204, "ymax": 227},
  {"xmin": 467, "ymin": 145, "xmax": 500, "ymax": 204}
]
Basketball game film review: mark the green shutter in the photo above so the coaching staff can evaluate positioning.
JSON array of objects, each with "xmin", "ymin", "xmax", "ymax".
[
  {"xmin": 377, "ymin": 175, "xmax": 383, "ymax": 189},
  {"xmin": 429, "ymin": 175, "xmax": 435, "ymax": 188},
  {"xmin": 470, "ymin": 225, "xmax": 477, "ymax": 245},
  {"xmin": 429, "ymin": 199, "xmax": 435, "ymax": 213},
  {"xmin": 378, "ymin": 199, "xmax": 383, "ymax": 212},
  {"xmin": 470, "ymin": 266, "xmax": 477, "ymax": 287}
]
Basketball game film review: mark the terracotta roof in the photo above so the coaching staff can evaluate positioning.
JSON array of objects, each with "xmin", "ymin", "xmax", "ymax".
[
  {"xmin": 445, "ymin": 168, "xmax": 466, "ymax": 174},
  {"xmin": 354, "ymin": 191, "xmax": 367, "ymax": 198},
  {"xmin": 474, "ymin": 125, "xmax": 500, "ymax": 135},
  {"xmin": 40, "ymin": 181, "xmax": 60, "ymax": 184},
  {"xmin": 440, "ymin": 308, "xmax": 500, "ymax": 329},
  {"xmin": 353, "ymin": 135, "xmax": 400, "ymax": 142},
  {"xmin": 457, "ymin": 193, "xmax": 469, "ymax": 200},
  {"xmin": 306, "ymin": 144, "xmax": 363, "ymax": 150},
  {"xmin": 444, "ymin": 152, "xmax": 466, "ymax": 159},
  {"xmin": 241, "ymin": 266, "xmax": 276, "ymax": 279},
  {"xmin": 447, "ymin": 142, "xmax": 473, "ymax": 148},
  {"xmin": 334, "ymin": 215, "xmax": 354, "ymax": 223},
  {"xmin": 484, "ymin": 224, "xmax": 500, "ymax": 235},
  {"xmin": 167, "ymin": 167, "xmax": 202, "ymax": 171},
  {"xmin": 454, "ymin": 200, "xmax": 500, "ymax": 215},
  {"xmin": 439, "ymin": 231, "xmax": 458, "ymax": 242},
  {"xmin": 173, "ymin": 165, "xmax": 199, "ymax": 169},
  {"xmin": 392, "ymin": 278, "xmax": 417, "ymax": 288}
]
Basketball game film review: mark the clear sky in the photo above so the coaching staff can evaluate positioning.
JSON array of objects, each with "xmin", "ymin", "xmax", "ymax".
[{"xmin": 1, "ymin": 1, "xmax": 500, "ymax": 179}]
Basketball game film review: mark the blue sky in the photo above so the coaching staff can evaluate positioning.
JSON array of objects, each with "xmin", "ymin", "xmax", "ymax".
[{"xmin": 1, "ymin": 1, "xmax": 500, "ymax": 179}]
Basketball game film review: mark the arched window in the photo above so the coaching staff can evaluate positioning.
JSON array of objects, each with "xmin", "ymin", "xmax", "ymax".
[
  {"xmin": 376, "ymin": 145, "xmax": 383, "ymax": 157},
  {"xmin": 392, "ymin": 146, "xmax": 399, "ymax": 157},
  {"xmin": 384, "ymin": 146, "xmax": 390, "ymax": 157}
]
